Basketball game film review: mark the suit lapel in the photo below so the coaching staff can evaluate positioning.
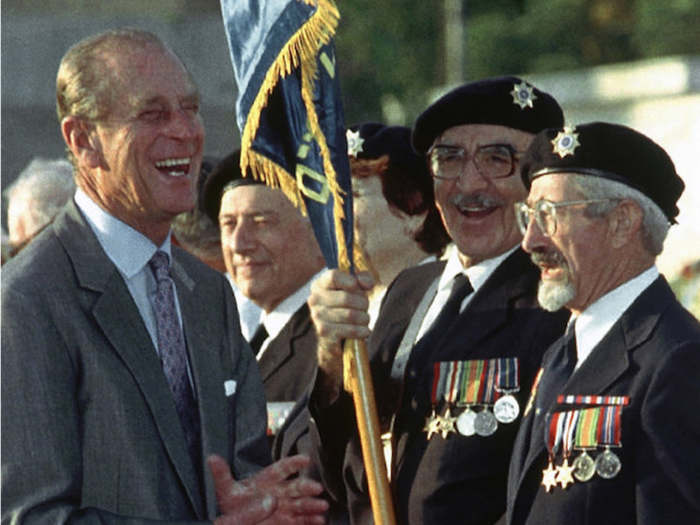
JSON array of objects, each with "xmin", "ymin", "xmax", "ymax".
[
  {"xmin": 172, "ymin": 254, "xmax": 227, "ymax": 518},
  {"xmin": 258, "ymin": 304, "xmax": 311, "ymax": 380},
  {"xmin": 58, "ymin": 203, "xmax": 206, "ymax": 518}
]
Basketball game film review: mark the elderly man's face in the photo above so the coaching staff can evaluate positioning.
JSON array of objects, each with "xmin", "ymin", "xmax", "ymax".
[
  {"xmin": 521, "ymin": 174, "xmax": 615, "ymax": 314},
  {"xmin": 85, "ymin": 43, "xmax": 204, "ymax": 239},
  {"xmin": 219, "ymin": 185, "xmax": 325, "ymax": 313},
  {"xmin": 432, "ymin": 124, "xmax": 532, "ymax": 267}
]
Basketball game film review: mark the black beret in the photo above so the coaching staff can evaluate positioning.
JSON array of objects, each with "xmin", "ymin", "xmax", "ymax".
[
  {"xmin": 411, "ymin": 76, "xmax": 564, "ymax": 155},
  {"xmin": 201, "ymin": 149, "xmax": 264, "ymax": 222},
  {"xmin": 347, "ymin": 123, "xmax": 429, "ymax": 182},
  {"xmin": 520, "ymin": 122, "xmax": 685, "ymax": 223}
]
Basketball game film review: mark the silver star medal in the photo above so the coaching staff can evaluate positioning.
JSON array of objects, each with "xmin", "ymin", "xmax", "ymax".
[
  {"xmin": 510, "ymin": 81, "xmax": 537, "ymax": 109},
  {"xmin": 346, "ymin": 129, "xmax": 365, "ymax": 157},
  {"xmin": 551, "ymin": 126, "xmax": 580, "ymax": 158}
]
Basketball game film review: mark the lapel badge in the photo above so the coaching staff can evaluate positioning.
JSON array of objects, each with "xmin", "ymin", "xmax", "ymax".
[
  {"xmin": 551, "ymin": 126, "xmax": 580, "ymax": 158},
  {"xmin": 346, "ymin": 129, "xmax": 364, "ymax": 157},
  {"xmin": 510, "ymin": 81, "xmax": 537, "ymax": 109}
]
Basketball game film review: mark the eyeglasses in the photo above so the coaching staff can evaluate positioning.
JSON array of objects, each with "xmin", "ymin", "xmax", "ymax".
[
  {"xmin": 427, "ymin": 144, "xmax": 521, "ymax": 180},
  {"xmin": 514, "ymin": 199, "xmax": 613, "ymax": 237}
]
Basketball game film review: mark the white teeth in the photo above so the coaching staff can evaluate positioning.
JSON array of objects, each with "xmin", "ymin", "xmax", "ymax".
[{"xmin": 155, "ymin": 158, "xmax": 190, "ymax": 168}]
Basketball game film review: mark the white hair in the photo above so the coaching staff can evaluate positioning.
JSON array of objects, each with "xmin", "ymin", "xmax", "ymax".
[
  {"xmin": 4, "ymin": 158, "xmax": 76, "ymax": 237},
  {"xmin": 571, "ymin": 174, "xmax": 670, "ymax": 256}
]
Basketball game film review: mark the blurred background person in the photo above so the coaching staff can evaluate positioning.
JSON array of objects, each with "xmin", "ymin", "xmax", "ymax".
[
  {"xmin": 3, "ymin": 157, "xmax": 75, "ymax": 258},
  {"xmin": 347, "ymin": 123, "xmax": 451, "ymax": 326},
  {"xmin": 202, "ymin": 149, "xmax": 326, "ymax": 418}
]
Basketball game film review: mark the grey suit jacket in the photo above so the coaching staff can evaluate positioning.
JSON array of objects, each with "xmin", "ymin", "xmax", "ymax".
[{"xmin": 1, "ymin": 201, "xmax": 271, "ymax": 524}]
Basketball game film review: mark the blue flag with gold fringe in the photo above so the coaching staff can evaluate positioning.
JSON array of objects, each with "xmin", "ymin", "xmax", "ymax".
[{"xmin": 220, "ymin": 0, "xmax": 354, "ymax": 272}]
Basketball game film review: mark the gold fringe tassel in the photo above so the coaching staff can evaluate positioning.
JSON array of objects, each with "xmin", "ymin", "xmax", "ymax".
[{"xmin": 240, "ymin": 0, "xmax": 352, "ymax": 272}]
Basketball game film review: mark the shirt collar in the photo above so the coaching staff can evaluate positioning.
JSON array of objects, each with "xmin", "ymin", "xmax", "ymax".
[
  {"xmin": 261, "ymin": 270, "xmax": 326, "ymax": 341},
  {"xmin": 439, "ymin": 244, "xmax": 519, "ymax": 293},
  {"xmin": 574, "ymin": 266, "xmax": 659, "ymax": 367},
  {"xmin": 75, "ymin": 189, "xmax": 171, "ymax": 277}
]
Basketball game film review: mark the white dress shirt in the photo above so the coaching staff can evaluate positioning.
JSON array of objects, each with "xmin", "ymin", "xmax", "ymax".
[
  {"xmin": 75, "ymin": 189, "xmax": 179, "ymax": 355},
  {"xmin": 573, "ymin": 265, "xmax": 659, "ymax": 369}
]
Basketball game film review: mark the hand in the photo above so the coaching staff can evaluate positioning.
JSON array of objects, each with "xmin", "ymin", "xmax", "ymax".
[
  {"xmin": 209, "ymin": 454, "xmax": 329, "ymax": 525},
  {"xmin": 308, "ymin": 270, "xmax": 374, "ymax": 405}
]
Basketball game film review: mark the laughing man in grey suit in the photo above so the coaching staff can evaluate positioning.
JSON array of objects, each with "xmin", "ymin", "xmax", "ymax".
[{"xmin": 1, "ymin": 28, "xmax": 328, "ymax": 525}]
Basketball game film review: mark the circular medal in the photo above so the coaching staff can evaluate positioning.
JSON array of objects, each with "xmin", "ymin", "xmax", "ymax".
[
  {"xmin": 594, "ymin": 449, "xmax": 622, "ymax": 479},
  {"xmin": 572, "ymin": 451, "xmax": 596, "ymax": 482},
  {"xmin": 493, "ymin": 395, "xmax": 520, "ymax": 424},
  {"xmin": 474, "ymin": 410, "xmax": 498, "ymax": 436},
  {"xmin": 456, "ymin": 409, "xmax": 476, "ymax": 436}
]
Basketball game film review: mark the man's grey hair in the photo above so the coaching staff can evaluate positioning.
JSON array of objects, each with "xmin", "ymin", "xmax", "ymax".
[
  {"xmin": 4, "ymin": 157, "xmax": 76, "ymax": 233},
  {"xmin": 571, "ymin": 174, "xmax": 670, "ymax": 256}
]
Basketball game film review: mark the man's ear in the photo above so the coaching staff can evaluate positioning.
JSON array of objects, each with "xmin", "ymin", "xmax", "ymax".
[
  {"xmin": 61, "ymin": 116, "xmax": 103, "ymax": 169},
  {"xmin": 609, "ymin": 199, "xmax": 643, "ymax": 249}
]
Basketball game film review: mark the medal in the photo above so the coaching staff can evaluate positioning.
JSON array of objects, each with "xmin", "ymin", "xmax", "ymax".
[
  {"xmin": 595, "ymin": 447, "xmax": 622, "ymax": 479},
  {"xmin": 555, "ymin": 411, "xmax": 577, "ymax": 489},
  {"xmin": 542, "ymin": 412, "xmax": 564, "ymax": 492},
  {"xmin": 494, "ymin": 395, "xmax": 520, "ymax": 424},
  {"xmin": 456, "ymin": 408, "xmax": 476, "ymax": 436},
  {"xmin": 425, "ymin": 362, "xmax": 450, "ymax": 439},
  {"xmin": 438, "ymin": 406, "xmax": 458, "ymax": 438},
  {"xmin": 556, "ymin": 457, "xmax": 575, "ymax": 489},
  {"xmin": 541, "ymin": 458, "xmax": 558, "ymax": 493},
  {"xmin": 494, "ymin": 357, "xmax": 521, "ymax": 424},
  {"xmin": 573, "ymin": 451, "xmax": 596, "ymax": 482},
  {"xmin": 572, "ymin": 407, "xmax": 599, "ymax": 482},
  {"xmin": 424, "ymin": 408, "xmax": 440, "ymax": 440},
  {"xmin": 474, "ymin": 410, "xmax": 498, "ymax": 436},
  {"xmin": 595, "ymin": 405, "xmax": 623, "ymax": 479}
]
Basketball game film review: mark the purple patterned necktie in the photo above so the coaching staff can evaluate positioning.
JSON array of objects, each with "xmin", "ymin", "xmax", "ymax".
[{"xmin": 149, "ymin": 250, "xmax": 201, "ymax": 466}]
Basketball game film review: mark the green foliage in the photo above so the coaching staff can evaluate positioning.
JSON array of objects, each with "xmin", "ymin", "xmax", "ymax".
[{"xmin": 336, "ymin": 0, "xmax": 700, "ymax": 126}]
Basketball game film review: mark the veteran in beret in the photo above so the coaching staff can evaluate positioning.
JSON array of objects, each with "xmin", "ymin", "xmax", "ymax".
[
  {"xmin": 346, "ymin": 123, "xmax": 451, "ymax": 326},
  {"xmin": 507, "ymin": 122, "xmax": 700, "ymax": 525},
  {"xmin": 306, "ymin": 77, "xmax": 571, "ymax": 525}
]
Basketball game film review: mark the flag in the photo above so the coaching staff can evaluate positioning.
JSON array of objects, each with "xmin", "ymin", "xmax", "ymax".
[{"xmin": 220, "ymin": 0, "xmax": 353, "ymax": 272}]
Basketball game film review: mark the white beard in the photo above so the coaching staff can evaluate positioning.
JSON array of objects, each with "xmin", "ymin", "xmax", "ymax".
[{"xmin": 537, "ymin": 278, "xmax": 576, "ymax": 312}]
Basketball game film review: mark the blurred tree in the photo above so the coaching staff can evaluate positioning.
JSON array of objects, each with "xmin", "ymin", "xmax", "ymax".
[{"xmin": 336, "ymin": 0, "xmax": 441, "ymax": 126}]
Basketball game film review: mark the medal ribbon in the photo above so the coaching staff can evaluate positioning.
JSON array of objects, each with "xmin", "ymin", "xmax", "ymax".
[
  {"xmin": 444, "ymin": 361, "xmax": 462, "ymax": 405},
  {"xmin": 457, "ymin": 360, "xmax": 485, "ymax": 405},
  {"xmin": 495, "ymin": 357, "xmax": 520, "ymax": 397},
  {"xmin": 547, "ymin": 411, "xmax": 565, "ymax": 458},
  {"xmin": 562, "ymin": 410, "xmax": 578, "ymax": 458},
  {"xmin": 430, "ymin": 362, "xmax": 442, "ymax": 407},
  {"xmin": 574, "ymin": 407, "xmax": 600, "ymax": 449},
  {"xmin": 597, "ymin": 405, "xmax": 623, "ymax": 447},
  {"xmin": 557, "ymin": 394, "xmax": 630, "ymax": 406},
  {"xmin": 481, "ymin": 360, "xmax": 498, "ymax": 405}
]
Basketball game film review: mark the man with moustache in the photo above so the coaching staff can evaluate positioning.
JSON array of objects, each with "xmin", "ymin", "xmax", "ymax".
[
  {"xmin": 306, "ymin": 77, "xmax": 570, "ymax": 525},
  {"xmin": 1, "ymin": 28, "xmax": 328, "ymax": 525},
  {"xmin": 507, "ymin": 122, "xmax": 700, "ymax": 525}
]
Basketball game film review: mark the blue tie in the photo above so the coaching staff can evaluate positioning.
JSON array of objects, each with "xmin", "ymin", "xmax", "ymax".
[{"xmin": 149, "ymin": 251, "xmax": 201, "ymax": 465}]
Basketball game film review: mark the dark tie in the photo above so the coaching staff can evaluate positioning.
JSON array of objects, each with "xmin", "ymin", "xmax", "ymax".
[
  {"xmin": 417, "ymin": 273, "xmax": 473, "ymax": 349},
  {"xmin": 149, "ymin": 251, "xmax": 201, "ymax": 465},
  {"xmin": 403, "ymin": 274, "xmax": 473, "ymax": 387},
  {"xmin": 530, "ymin": 322, "xmax": 577, "ymax": 449},
  {"xmin": 249, "ymin": 323, "xmax": 269, "ymax": 356}
]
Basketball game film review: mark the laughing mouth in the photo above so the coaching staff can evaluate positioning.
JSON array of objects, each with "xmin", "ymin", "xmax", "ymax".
[
  {"xmin": 155, "ymin": 157, "xmax": 191, "ymax": 177},
  {"xmin": 452, "ymin": 194, "xmax": 503, "ymax": 218}
]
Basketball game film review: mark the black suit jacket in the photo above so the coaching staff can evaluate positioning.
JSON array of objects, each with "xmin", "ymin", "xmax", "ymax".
[
  {"xmin": 309, "ymin": 249, "xmax": 569, "ymax": 525},
  {"xmin": 507, "ymin": 277, "xmax": 700, "ymax": 525},
  {"xmin": 259, "ymin": 304, "xmax": 319, "ymax": 402},
  {"xmin": 1, "ymin": 201, "xmax": 271, "ymax": 524}
]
